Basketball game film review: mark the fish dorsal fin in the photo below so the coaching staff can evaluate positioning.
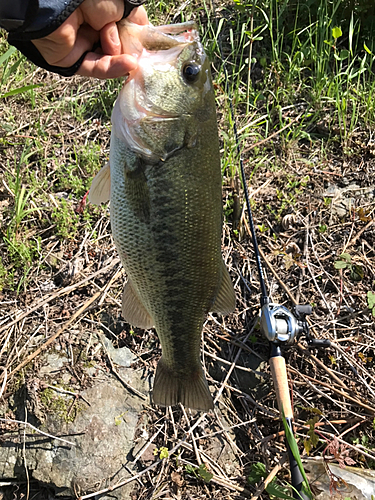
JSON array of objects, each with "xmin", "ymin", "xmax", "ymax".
[
  {"xmin": 122, "ymin": 280, "xmax": 154, "ymax": 330},
  {"xmin": 210, "ymin": 260, "xmax": 236, "ymax": 315},
  {"xmin": 89, "ymin": 162, "xmax": 111, "ymax": 205}
]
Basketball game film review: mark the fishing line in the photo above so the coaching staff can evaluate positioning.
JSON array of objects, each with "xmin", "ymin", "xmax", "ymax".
[
  {"xmin": 209, "ymin": 1, "xmax": 268, "ymax": 305},
  {"xmin": 207, "ymin": 4, "xmax": 315, "ymax": 499}
]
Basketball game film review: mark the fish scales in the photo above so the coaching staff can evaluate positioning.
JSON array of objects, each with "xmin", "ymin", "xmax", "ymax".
[{"xmin": 90, "ymin": 20, "xmax": 235, "ymax": 411}]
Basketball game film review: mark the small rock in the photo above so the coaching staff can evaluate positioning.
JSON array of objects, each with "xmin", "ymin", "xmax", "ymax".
[
  {"xmin": 99, "ymin": 334, "xmax": 137, "ymax": 367},
  {"xmin": 39, "ymin": 353, "xmax": 68, "ymax": 376}
]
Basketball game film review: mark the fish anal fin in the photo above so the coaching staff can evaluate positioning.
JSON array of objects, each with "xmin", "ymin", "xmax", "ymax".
[
  {"xmin": 211, "ymin": 261, "xmax": 236, "ymax": 315},
  {"xmin": 89, "ymin": 162, "xmax": 111, "ymax": 205},
  {"xmin": 122, "ymin": 280, "xmax": 153, "ymax": 330},
  {"xmin": 153, "ymin": 357, "xmax": 214, "ymax": 412}
]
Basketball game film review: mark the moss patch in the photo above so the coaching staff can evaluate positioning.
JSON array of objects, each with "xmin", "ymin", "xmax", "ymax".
[{"xmin": 40, "ymin": 387, "xmax": 82, "ymax": 423}]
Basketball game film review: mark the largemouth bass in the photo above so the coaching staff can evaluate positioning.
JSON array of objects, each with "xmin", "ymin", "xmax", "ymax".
[{"xmin": 89, "ymin": 20, "xmax": 235, "ymax": 411}]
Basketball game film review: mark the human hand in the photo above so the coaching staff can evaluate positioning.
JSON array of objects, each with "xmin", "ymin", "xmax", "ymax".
[{"xmin": 31, "ymin": 1, "xmax": 148, "ymax": 79}]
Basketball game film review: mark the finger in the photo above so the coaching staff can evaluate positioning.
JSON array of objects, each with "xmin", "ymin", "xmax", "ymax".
[
  {"xmin": 127, "ymin": 6, "xmax": 149, "ymax": 26},
  {"xmin": 53, "ymin": 24, "xmax": 99, "ymax": 67},
  {"xmin": 100, "ymin": 22, "xmax": 121, "ymax": 56},
  {"xmin": 79, "ymin": 0, "xmax": 124, "ymax": 31},
  {"xmin": 77, "ymin": 52, "xmax": 138, "ymax": 79}
]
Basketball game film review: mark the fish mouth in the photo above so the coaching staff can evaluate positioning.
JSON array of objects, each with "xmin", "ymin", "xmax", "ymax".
[
  {"xmin": 134, "ymin": 102, "xmax": 181, "ymax": 121},
  {"xmin": 139, "ymin": 21, "xmax": 199, "ymax": 50},
  {"xmin": 149, "ymin": 21, "xmax": 199, "ymax": 42}
]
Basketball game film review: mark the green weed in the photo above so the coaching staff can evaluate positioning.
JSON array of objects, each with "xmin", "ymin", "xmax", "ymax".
[
  {"xmin": 185, "ymin": 463, "xmax": 213, "ymax": 483},
  {"xmin": 1, "ymin": 144, "xmax": 45, "ymax": 291},
  {"xmin": 247, "ymin": 461, "xmax": 299, "ymax": 499},
  {"xmin": 153, "ymin": 446, "xmax": 169, "ymax": 459},
  {"xmin": 51, "ymin": 198, "xmax": 79, "ymax": 240},
  {"xmin": 334, "ymin": 253, "xmax": 364, "ymax": 281}
]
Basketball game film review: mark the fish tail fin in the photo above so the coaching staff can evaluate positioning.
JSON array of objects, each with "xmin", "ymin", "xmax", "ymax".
[{"xmin": 153, "ymin": 357, "xmax": 214, "ymax": 412}]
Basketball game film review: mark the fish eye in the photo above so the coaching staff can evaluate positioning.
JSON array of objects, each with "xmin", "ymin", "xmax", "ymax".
[{"xmin": 182, "ymin": 63, "xmax": 200, "ymax": 83}]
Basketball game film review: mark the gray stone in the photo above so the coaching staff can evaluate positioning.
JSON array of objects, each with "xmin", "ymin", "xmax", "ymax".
[
  {"xmin": 99, "ymin": 334, "xmax": 136, "ymax": 367},
  {"xmin": 0, "ymin": 358, "xmax": 150, "ymax": 500},
  {"xmin": 0, "ymin": 344, "xmax": 246, "ymax": 500},
  {"xmin": 305, "ymin": 459, "xmax": 375, "ymax": 500},
  {"xmin": 321, "ymin": 183, "xmax": 375, "ymax": 222},
  {"xmin": 39, "ymin": 353, "xmax": 68, "ymax": 377}
]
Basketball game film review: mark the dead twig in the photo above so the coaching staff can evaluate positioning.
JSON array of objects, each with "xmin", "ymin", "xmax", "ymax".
[
  {"xmin": 249, "ymin": 453, "xmax": 288, "ymax": 500},
  {"xmin": 343, "ymin": 219, "xmax": 374, "ymax": 250},
  {"xmin": 0, "ymin": 258, "xmax": 120, "ymax": 336},
  {"xmin": 289, "ymin": 365, "xmax": 375, "ymax": 415},
  {"xmin": 0, "ymin": 417, "xmax": 75, "ymax": 446},
  {"xmin": 3, "ymin": 289, "xmax": 102, "ymax": 382},
  {"xmin": 100, "ymin": 338, "xmax": 147, "ymax": 401},
  {"xmin": 2, "ymin": 263, "xmax": 123, "ymax": 384}
]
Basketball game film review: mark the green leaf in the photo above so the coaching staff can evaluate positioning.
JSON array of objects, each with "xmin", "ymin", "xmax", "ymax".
[
  {"xmin": 303, "ymin": 416, "xmax": 320, "ymax": 455},
  {"xmin": 0, "ymin": 46, "xmax": 17, "ymax": 66},
  {"xmin": 247, "ymin": 462, "xmax": 266, "ymax": 485},
  {"xmin": 114, "ymin": 411, "xmax": 127, "ymax": 425},
  {"xmin": 334, "ymin": 260, "xmax": 348, "ymax": 269},
  {"xmin": 304, "ymin": 438, "xmax": 312, "ymax": 456},
  {"xmin": 282, "ymin": 414, "xmax": 313, "ymax": 499},
  {"xmin": 367, "ymin": 291, "xmax": 375, "ymax": 310},
  {"xmin": 340, "ymin": 253, "xmax": 352, "ymax": 263},
  {"xmin": 5, "ymin": 57, "xmax": 23, "ymax": 79},
  {"xmin": 185, "ymin": 464, "xmax": 196, "ymax": 474},
  {"xmin": 159, "ymin": 446, "xmax": 169, "ymax": 459},
  {"xmin": 198, "ymin": 464, "xmax": 213, "ymax": 483},
  {"xmin": 339, "ymin": 49, "xmax": 350, "ymax": 60},
  {"xmin": 266, "ymin": 482, "xmax": 296, "ymax": 499},
  {"xmin": 364, "ymin": 42, "xmax": 373, "ymax": 55},
  {"xmin": 332, "ymin": 26, "xmax": 342, "ymax": 39},
  {"xmin": 350, "ymin": 264, "xmax": 364, "ymax": 282}
]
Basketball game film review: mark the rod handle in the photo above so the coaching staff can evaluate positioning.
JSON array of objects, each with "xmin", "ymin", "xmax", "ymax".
[{"xmin": 269, "ymin": 355, "xmax": 293, "ymax": 419}]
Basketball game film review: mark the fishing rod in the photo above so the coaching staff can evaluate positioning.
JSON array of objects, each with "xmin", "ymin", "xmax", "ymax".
[
  {"xmin": 238, "ymin": 124, "xmax": 319, "ymax": 500},
  {"xmin": 210, "ymin": 8, "xmax": 331, "ymax": 500}
]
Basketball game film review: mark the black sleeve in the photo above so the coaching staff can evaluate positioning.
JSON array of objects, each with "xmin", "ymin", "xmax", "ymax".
[{"xmin": 1, "ymin": 0, "xmax": 146, "ymax": 77}]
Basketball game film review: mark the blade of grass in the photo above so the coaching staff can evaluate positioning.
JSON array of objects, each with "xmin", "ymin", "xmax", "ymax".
[{"xmin": 1, "ymin": 83, "xmax": 43, "ymax": 99}]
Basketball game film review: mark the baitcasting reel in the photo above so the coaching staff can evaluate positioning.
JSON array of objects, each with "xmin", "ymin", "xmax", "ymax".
[{"xmin": 259, "ymin": 301, "xmax": 331, "ymax": 348}]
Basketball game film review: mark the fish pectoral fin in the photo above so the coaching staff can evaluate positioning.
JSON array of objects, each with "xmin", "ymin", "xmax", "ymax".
[
  {"xmin": 122, "ymin": 280, "xmax": 154, "ymax": 329},
  {"xmin": 153, "ymin": 358, "xmax": 214, "ymax": 412},
  {"xmin": 125, "ymin": 164, "xmax": 150, "ymax": 223},
  {"xmin": 88, "ymin": 162, "xmax": 111, "ymax": 205},
  {"xmin": 210, "ymin": 261, "xmax": 236, "ymax": 315}
]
